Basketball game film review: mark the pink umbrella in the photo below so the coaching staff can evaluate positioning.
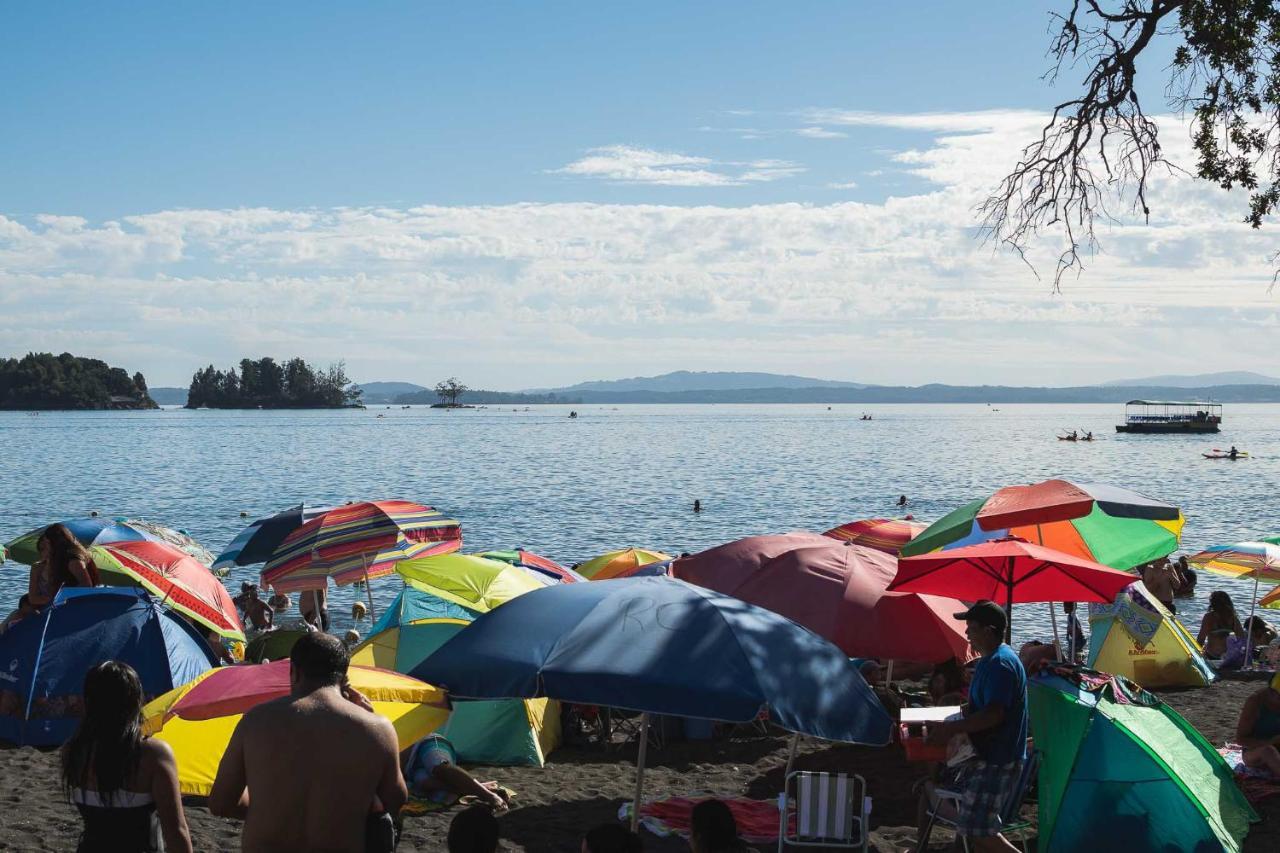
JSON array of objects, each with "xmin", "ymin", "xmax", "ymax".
[{"xmin": 674, "ymin": 537, "xmax": 971, "ymax": 664}]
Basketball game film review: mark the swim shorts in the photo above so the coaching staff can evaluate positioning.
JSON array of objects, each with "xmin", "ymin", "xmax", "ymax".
[{"xmin": 955, "ymin": 759, "xmax": 1022, "ymax": 836}]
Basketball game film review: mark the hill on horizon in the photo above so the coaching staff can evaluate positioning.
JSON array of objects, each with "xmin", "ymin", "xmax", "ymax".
[
  {"xmin": 528, "ymin": 370, "xmax": 867, "ymax": 394},
  {"xmin": 1102, "ymin": 370, "xmax": 1280, "ymax": 387},
  {"xmin": 354, "ymin": 381, "xmax": 428, "ymax": 403}
]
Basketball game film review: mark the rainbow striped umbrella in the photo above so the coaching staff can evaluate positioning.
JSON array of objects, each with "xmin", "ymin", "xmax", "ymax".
[
  {"xmin": 260, "ymin": 500, "xmax": 461, "ymax": 594},
  {"xmin": 1189, "ymin": 541, "xmax": 1280, "ymax": 664},
  {"xmin": 823, "ymin": 517, "xmax": 926, "ymax": 554}
]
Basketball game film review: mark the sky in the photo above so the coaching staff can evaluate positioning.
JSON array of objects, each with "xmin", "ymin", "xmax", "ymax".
[{"xmin": 2, "ymin": 2, "xmax": 1278, "ymax": 390}]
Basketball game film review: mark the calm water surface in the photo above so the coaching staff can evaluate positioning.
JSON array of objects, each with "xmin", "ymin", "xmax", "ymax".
[{"xmin": 2, "ymin": 403, "xmax": 1278, "ymax": 644}]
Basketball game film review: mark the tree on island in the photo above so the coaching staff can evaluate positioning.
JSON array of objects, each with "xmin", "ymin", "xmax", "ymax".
[
  {"xmin": 985, "ymin": 1, "xmax": 1280, "ymax": 286},
  {"xmin": 434, "ymin": 377, "xmax": 469, "ymax": 406},
  {"xmin": 186, "ymin": 357, "xmax": 363, "ymax": 408},
  {"xmin": 0, "ymin": 352, "xmax": 156, "ymax": 410}
]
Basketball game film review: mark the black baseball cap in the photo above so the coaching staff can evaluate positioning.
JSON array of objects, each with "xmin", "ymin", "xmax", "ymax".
[{"xmin": 954, "ymin": 600, "xmax": 1007, "ymax": 633}]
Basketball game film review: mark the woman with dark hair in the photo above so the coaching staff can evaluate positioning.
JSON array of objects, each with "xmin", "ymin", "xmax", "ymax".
[
  {"xmin": 928, "ymin": 657, "xmax": 967, "ymax": 706},
  {"xmin": 2, "ymin": 523, "xmax": 96, "ymax": 632},
  {"xmin": 689, "ymin": 799, "xmax": 754, "ymax": 853},
  {"xmin": 1198, "ymin": 591, "xmax": 1246, "ymax": 659},
  {"xmin": 61, "ymin": 661, "xmax": 192, "ymax": 853}
]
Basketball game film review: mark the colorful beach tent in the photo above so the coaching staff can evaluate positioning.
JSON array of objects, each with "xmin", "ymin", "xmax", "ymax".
[
  {"xmin": 674, "ymin": 539, "xmax": 970, "ymax": 663},
  {"xmin": 142, "ymin": 660, "xmax": 450, "ymax": 795},
  {"xmin": 900, "ymin": 479, "xmax": 1183, "ymax": 571},
  {"xmin": 1087, "ymin": 582, "xmax": 1214, "ymax": 688},
  {"xmin": 0, "ymin": 587, "xmax": 216, "ymax": 747},
  {"xmin": 371, "ymin": 586, "xmax": 479, "ymax": 635},
  {"xmin": 576, "ymin": 548, "xmax": 672, "ymax": 580},
  {"xmin": 1029, "ymin": 668, "xmax": 1256, "ymax": 852},
  {"xmin": 353, "ymin": 618, "xmax": 560, "ymax": 767},
  {"xmin": 395, "ymin": 553, "xmax": 545, "ymax": 613}
]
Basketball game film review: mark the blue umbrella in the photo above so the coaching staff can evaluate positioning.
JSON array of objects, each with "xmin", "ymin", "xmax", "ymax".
[
  {"xmin": 414, "ymin": 577, "xmax": 892, "ymax": 827},
  {"xmin": 212, "ymin": 503, "xmax": 333, "ymax": 571},
  {"xmin": 5, "ymin": 517, "xmax": 153, "ymax": 565},
  {"xmin": 0, "ymin": 587, "xmax": 217, "ymax": 746}
]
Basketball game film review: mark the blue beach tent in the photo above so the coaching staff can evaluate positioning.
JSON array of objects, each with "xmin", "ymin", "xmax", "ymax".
[
  {"xmin": 0, "ymin": 587, "xmax": 216, "ymax": 746},
  {"xmin": 370, "ymin": 585, "xmax": 479, "ymax": 635}
]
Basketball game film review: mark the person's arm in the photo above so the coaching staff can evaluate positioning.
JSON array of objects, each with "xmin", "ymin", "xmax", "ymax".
[
  {"xmin": 148, "ymin": 741, "xmax": 194, "ymax": 853},
  {"xmin": 1233, "ymin": 617, "xmax": 1247, "ymax": 641},
  {"xmin": 209, "ymin": 717, "xmax": 250, "ymax": 819},
  {"xmin": 373, "ymin": 718, "xmax": 408, "ymax": 817},
  {"xmin": 1197, "ymin": 614, "xmax": 1212, "ymax": 647},
  {"xmin": 26, "ymin": 563, "xmax": 39, "ymax": 599},
  {"xmin": 67, "ymin": 558, "xmax": 93, "ymax": 587},
  {"xmin": 929, "ymin": 659, "xmax": 1018, "ymax": 743},
  {"xmin": 263, "ymin": 603, "xmax": 273, "ymax": 629}
]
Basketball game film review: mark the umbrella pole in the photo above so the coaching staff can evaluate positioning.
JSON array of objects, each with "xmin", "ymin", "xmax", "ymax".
[
  {"xmin": 1244, "ymin": 576, "xmax": 1260, "ymax": 670},
  {"xmin": 363, "ymin": 559, "xmax": 376, "ymax": 621},
  {"xmin": 630, "ymin": 712, "xmax": 651, "ymax": 833},
  {"xmin": 784, "ymin": 732, "xmax": 801, "ymax": 778},
  {"xmin": 1005, "ymin": 578, "xmax": 1014, "ymax": 645},
  {"xmin": 1048, "ymin": 603, "xmax": 1062, "ymax": 659},
  {"xmin": 885, "ymin": 660, "xmax": 894, "ymax": 684}
]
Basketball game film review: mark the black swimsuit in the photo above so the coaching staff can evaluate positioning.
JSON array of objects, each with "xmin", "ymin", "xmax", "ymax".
[{"xmin": 71, "ymin": 787, "xmax": 163, "ymax": 853}]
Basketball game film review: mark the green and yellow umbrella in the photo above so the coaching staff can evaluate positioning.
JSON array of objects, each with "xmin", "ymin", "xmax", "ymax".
[{"xmin": 395, "ymin": 553, "xmax": 544, "ymax": 613}]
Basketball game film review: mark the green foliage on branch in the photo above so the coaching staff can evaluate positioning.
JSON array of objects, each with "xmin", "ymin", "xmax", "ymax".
[
  {"xmin": 186, "ymin": 357, "xmax": 362, "ymax": 409},
  {"xmin": 0, "ymin": 352, "xmax": 156, "ymax": 410}
]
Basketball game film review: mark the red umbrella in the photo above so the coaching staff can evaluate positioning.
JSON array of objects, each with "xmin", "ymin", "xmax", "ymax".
[
  {"xmin": 671, "ymin": 533, "xmax": 835, "ymax": 589},
  {"xmin": 674, "ymin": 537, "xmax": 971, "ymax": 663},
  {"xmin": 823, "ymin": 517, "xmax": 927, "ymax": 554},
  {"xmin": 91, "ymin": 541, "xmax": 245, "ymax": 641},
  {"xmin": 889, "ymin": 537, "xmax": 1136, "ymax": 642}
]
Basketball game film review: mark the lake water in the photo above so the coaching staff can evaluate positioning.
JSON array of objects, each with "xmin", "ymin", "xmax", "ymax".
[{"xmin": 2, "ymin": 403, "xmax": 1278, "ymax": 645}]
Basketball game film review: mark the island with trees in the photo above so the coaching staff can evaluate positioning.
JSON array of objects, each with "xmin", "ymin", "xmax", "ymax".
[
  {"xmin": 185, "ymin": 357, "xmax": 363, "ymax": 409},
  {"xmin": 0, "ymin": 352, "xmax": 157, "ymax": 410},
  {"xmin": 392, "ymin": 379, "xmax": 580, "ymax": 406}
]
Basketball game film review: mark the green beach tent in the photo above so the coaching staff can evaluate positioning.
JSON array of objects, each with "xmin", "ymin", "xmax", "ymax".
[
  {"xmin": 1030, "ymin": 668, "xmax": 1257, "ymax": 852},
  {"xmin": 352, "ymin": 616, "xmax": 560, "ymax": 767}
]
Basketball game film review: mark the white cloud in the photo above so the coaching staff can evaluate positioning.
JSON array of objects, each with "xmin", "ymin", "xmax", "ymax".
[
  {"xmin": 4, "ymin": 109, "xmax": 1279, "ymax": 388},
  {"xmin": 551, "ymin": 145, "xmax": 804, "ymax": 187},
  {"xmin": 827, "ymin": 181, "xmax": 859, "ymax": 190},
  {"xmin": 795, "ymin": 126, "xmax": 847, "ymax": 139}
]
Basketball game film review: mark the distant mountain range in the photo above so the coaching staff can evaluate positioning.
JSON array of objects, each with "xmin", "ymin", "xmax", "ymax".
[
  {"xmin": 149, "ymin": 387, "xmax": 189, "ymax": 405},
  {"xmin": 353, "ymin": 381, "xmax": 429, "ymax": 403},
  {"xmin": 528, "ymin": 370, "xmax": 868, "ymax": 394},
  {"xmin": 1101, "ymin": 371, "xmax": 1280, "ymax": 387}
]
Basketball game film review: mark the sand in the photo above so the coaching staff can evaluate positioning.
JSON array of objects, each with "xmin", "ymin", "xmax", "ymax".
[{"xmin": 1, "ymin": 677, "xmax": 1276, "ymax": 852}]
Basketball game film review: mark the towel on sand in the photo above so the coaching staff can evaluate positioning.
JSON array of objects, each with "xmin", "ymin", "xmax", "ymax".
[
  {"xmin": 1219, "ymin": 745, "xmax": 1280, "ymax": 804},
  {"xmin": 401, "ymin": 782, "xmax": 515, "ymax": 816},
  {"xmin": 619, "ymin": 796, "xmax": 789, "ymax": 843}
]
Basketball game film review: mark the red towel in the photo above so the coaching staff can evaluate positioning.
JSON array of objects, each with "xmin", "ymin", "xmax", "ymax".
[{"xmin": 635, "ymin": 796, "xmax": 793, "ymax": 844}]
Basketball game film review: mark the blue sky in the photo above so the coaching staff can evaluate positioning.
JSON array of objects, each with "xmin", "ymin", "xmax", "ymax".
[{"xmin": 1, "ymin": 3, "xmax": 1274, "ymax": 388}]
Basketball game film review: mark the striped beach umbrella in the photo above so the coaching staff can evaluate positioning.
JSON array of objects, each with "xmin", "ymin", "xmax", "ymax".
[
  {"xmin": 900, "ymin": 479, "xmax": 1183, "ymax": 571},
  {"xmin": 91, "ymin": 541, "xmax": 245, "ymax": 641},
  {"xmin": 212, "ymin": 503, "xmax": 333, "ymax": 572},
  {"xmin": 823, "ymin": 517, "xmax": 926, "ymax": 554},
  {"xmin": 260, "ymin": 500, "xmax": 462, "ymax": 594},
  {"xmin": 479, "ymin": 549, "xmax": 585, "ymax": 584},
  {"xmin": 1189, "ymin": 542, "xmax": 1280, "ymax": 663}
]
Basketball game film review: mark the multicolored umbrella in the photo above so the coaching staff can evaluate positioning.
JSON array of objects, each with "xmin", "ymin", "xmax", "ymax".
[
  {"xmin": 261, "ymin": 500, "xmax": 462, "ymax": 593},
  {"xmin": 212, "ymin": 503, "xmax": 333, "ymax": 572},
  {"xmin": 142, "ymin": 660, "xmax": 450, "ymax": 794},
  {"xmin": 674, "ymin": 538, "xmax": 970, "ymax": 663},
  {"xmin": 91, "ymin": 541, "xmax": 245, "ymax": 641},
  {"xmin": 4, "ymin": 517, "xmax": 214, "ymax": 567},
  {"xmin": 823, "ymin": 517, "xmax": 926, "ymax": 554},
  {"xmin": 480, "ymin": 549, "xmax": 584, "ymax": 584},
  {"xmin": 890, "ymin": 537, "xmax": 1138, "ymax": 642},
  {"xmin": 1188, "ymin": 541, "xmax": 1280, "ymax": 663},
  {"xmin": 899, "ymin": 479, "xmax": 1183, "ymax": 571},
  {"xmin": 576, "ymin": 548, "xmax": 673, "ymax": 580},
  {"xmin": 395, "ymin": 553, "xmax": 544, "ymax": 613}
]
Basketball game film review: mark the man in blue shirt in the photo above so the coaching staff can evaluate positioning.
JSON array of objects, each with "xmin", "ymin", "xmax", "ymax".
[{"xmin": 925, "ymin": 600, "xmax": 1028, "ymax": 851}]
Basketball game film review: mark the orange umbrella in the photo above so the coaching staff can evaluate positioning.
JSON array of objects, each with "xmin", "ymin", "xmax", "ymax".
[{"xmin": 576, "ymin": 548, "xmax": 672, "ymax": 580}]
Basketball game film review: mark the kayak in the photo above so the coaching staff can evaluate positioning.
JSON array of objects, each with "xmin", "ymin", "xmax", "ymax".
[{"xmin": 1203, "ymin": 451, "xmax": 1248, "ymax": 459}]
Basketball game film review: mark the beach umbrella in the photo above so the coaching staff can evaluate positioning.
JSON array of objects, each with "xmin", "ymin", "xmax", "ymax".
[
  {"xmin": 890, "ymin": 537, "xmax": 1138, "ymax": 643},
  {"xmin": 1187, "ymin": 542, "xmax": 1280, "ymax": 665},
  {"xmin": 212, "ymin": 502, "xmax": 333, "ymax": 572},
  {"xmin": 900, "ymin": 479, "xmax": 1183, "ymax": 571},
  {"xmin": 414, "ymin": 576, "xmax": 893, "ymax": 830},
  {"xmin": 823, "ymin": 517, "xmax": 927, "ymax": 554},
  {"xmin": 4, "ymin": 517, "xmax": 214, "ymax": 567},
  {"xmin": 395, "ymin": 553, "xmax": 544, "ymax": 613},
  {"xmin": 370, "ymin": 586, "xmax": 479, "ymax": 636},
  {"xmin": 672, "ymin": 533, "xmax": 837, "ymax": 584},
  {"xmin": 576, "ymin": 547, "xmax": 673, "ymax": 580},
  {"xmin": 0, "ymin": 587, "xmax": 216, "ymax": 747},
  {"xmin": 142, "ymin": 660, "xmax": 450, "ymax": 795},
  {"xmin": 479, "ymin": 549, "xmax": 585, "ymax": 584},
  {"xmin": 260, "ymin": 500, "xmax": 462, "ymax": 614},
  {"xmin": 90, "ymin": 541, "xmax": 244, "ymax": 641},
  {"xmin": 674, "ymin": 539, "xmax": 971, "ymax": 664}
]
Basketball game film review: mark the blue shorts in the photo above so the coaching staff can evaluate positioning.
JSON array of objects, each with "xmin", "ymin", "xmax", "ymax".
[
  {"xmin": 407, "ymin": 735, "xmax": 457, "ymax": 790},
  {"xmin": 956, "ymin": 760, "xmax": 1022, "ymax": 836}
]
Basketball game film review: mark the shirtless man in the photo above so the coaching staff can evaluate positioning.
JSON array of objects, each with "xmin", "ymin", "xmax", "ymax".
[
  {"xmin": 1141, "ymin": 560, "xmax": 1178, "ymax": 613},
  {"xmin": 209, "ymin": 632, "xmax": 407, "ymax": 852},
  {"xmin": 234, "ymin": 583, "xmax": 274, "ymax": 632},
  {"xmin": 299, "ymin": 586, "xmax": 330, "ymax": 632}
]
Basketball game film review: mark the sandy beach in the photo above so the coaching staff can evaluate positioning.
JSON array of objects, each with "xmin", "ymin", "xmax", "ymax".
[{"xmin": 0, "ymin": 676, "xmax": 1274, "ymax": 852}]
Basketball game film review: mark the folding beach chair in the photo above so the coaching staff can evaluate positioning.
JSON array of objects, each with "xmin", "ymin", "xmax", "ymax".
[
  {"xmin": 777, "ymin": 771, "xmax": 869, "ymax": 851},
  {"xmin": 916, "ymin": 749, "xmax": 1039, "ymax": 853}
]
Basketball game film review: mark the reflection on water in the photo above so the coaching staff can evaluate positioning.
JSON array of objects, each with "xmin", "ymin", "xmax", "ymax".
[{"xmin": 2, "ymin": 403, "xmax": 1277, "ymax": 643}]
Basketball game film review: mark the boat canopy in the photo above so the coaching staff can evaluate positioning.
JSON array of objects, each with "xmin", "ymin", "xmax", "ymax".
[{"xmin": 1125, "ymin": 400, "xmax": 1222, "ymax": 408}]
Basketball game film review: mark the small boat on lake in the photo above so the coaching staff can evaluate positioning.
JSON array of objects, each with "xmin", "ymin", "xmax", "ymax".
[{"xmin": 1115, "ymin": 400, "xmax": 1221, "ymax": 434}]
